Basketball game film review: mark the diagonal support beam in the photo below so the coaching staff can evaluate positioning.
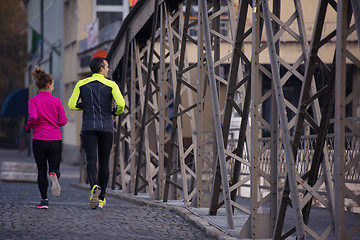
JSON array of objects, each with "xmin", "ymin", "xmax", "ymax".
[
  {"xmin": 199, "ymin": 0, "xmax": 234, "ymax": 229},
  {"xmin": 261, "ymin": 0, "xmax": 305, "ymax": 238}
]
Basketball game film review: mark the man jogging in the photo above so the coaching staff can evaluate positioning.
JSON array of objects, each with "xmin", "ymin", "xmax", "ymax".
[{"xmin": 68, "ymin": 57, "xmax": 125, "ymax": 209}]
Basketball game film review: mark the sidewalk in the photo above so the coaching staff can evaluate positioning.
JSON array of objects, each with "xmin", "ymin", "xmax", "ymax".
[
  {"xmin": 0, "ymin": 148, "xmax": 239, "ymax": 240},
  {"xmin": 97, "ymin": 189, "xmax": 245, "ymax": 240},
  {"xmin": 2, "ymin": 148, "xmax": 359, "ymax": 239},
  {"xmin": 0, "ymin": 148, "xmax": 216, "ymax": 240}
]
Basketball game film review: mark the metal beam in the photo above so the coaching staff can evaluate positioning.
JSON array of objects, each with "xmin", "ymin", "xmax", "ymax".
[
  {"xmin": 210, "ymin": 0, "xmax": 252, "ymax": 216},
  {"xmin": 134, "ymin": 0, "xmax": 160, "ymax": 195},
  {"xmin": 199, "ymin": 0, "xmax": 234, "ymax": 229},
  {"xmin": 261, "ymin": 0, "xmax": 305, "ymax": 238},
  {"xmin": 163, "ymin": 0, "xmax": 198, "ymax": 205},
  {"xmin": 112, "ymin": 29, "xmax": 130, "ymax": 190},
  {"xmin": 334, "ymin": 1, "xmax": 360, "ymax": 239}
]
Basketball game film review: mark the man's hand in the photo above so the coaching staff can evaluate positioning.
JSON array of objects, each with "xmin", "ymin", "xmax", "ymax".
[
  {"xmin": 111, "ymin": 108, "xmax": 117, "ymax": 116},
  {"xmin": 76, "ymin": 102, "xmax": 83, "ymax": 109}
]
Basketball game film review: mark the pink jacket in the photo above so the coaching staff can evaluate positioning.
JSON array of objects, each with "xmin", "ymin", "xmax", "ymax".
[{"xmin": 26, "ymin": 92, "xmax": 67, "ymax": 140}]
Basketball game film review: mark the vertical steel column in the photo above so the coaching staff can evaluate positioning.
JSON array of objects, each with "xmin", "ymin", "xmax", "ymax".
[
  {"xmin": 210, "ymin": 0, "xmax": 252, "ymax": 216},
  {"xmin": 196, "ymin": 1, "xmax": 207, "ymax": 209},
  {"xmin": 132, "ymin": 39, "xmax": 160, "ymax": 195},
  {"xmin": 210, "ymin": 0, "xmax": 220, "ymax": 211},
  {"xmin": 274, "ymin": 0, "xmax": 336, "ymax": 238},
  {"xmin": 134, "ymin": 0, "xmax": 160, "ymax": 195},
  {"xmin": 334, "ymin": 0, "xmax": 347, "ymax": 235},
  {"xmin": 158, "ymin": 4, "xmax": 167, "ymax": 200},
  {"xmin": 334, "ymin": 1, "xmax": 357, "ymax": 238},
  {"xmin": 133, "ymin": 42, "xmax": 149, "ymax": 194},
  {"xmin": 274, "ymin": 0, "xmax": 360, "ymax": 238},
  {"xmin": 163, "ymin": 0, "xmax": 198, "ymax": 205},
  {"xmin": 249, "ymin": 0, "xmax": 262, "ymax": 237},
  {"xmin": 112, "ymin": 29, "xmax": 130, "ymax": 190},
  {"xmin": 261, "ymin": 0, "xmax": 305, "ymax": 239},
  {"xmin": 167, "ymin": 4, "xmax": 181, "ymax": 202},
  {"xmin": 270, "ymin": 0, "xmax": 280, "ymax": 234},
  {"xmin": 160, "ymin": 2, "xmax": 186, "ymax": 201},
  {"xmin": 130, "ymin": 40, "xmax": 139, "ymax": 193},
  {"xmin": 199, "ymin": 0, "xmax": 234, "ymax": 229}
]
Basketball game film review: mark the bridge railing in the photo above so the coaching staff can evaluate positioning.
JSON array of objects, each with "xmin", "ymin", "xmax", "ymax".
[{"xmin": 225, "ymin": 131, "xmax": 360, "ymax": 183}]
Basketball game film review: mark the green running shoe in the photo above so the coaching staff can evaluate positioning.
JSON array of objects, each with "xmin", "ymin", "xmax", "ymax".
[
  {"xmin": 99, "ymin": 198, "xmax": 106, "ymax": 208},
  {"xmin": 89, "ymin": 185, "xmax": 101, "ymax": 209}
]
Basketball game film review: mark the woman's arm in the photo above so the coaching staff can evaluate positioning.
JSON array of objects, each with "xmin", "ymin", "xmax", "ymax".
[{"xmin": 25, "ymin": 98, "xmax": 38, "ymax": 132}]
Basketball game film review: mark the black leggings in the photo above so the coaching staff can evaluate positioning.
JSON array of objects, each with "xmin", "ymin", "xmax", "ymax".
[
  {"xmin": 81, "ymin": 130, "xmax": 113, "ymax": 200},
  {"xmin": 33, "ymin": 139, "xmax": 62, "ymax": 199}
]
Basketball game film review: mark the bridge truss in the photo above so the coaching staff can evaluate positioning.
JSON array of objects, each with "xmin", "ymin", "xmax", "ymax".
[{"xmin": 107, "ymin": 0, "xmax": 360, "ymax": 238}]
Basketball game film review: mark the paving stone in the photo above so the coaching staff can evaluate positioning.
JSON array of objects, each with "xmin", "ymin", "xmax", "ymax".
[{"xmin": 0, "ymin": 174, "xmax": 216, "ymax": 240}]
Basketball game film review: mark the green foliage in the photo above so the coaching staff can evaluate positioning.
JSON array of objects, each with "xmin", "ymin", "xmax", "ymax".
[
  {"xmin": 0, "ymin": 0, "xmax": 28, "ymax": 107},
  {"xmin": 0, "ymin": 0, "xmax": 28, "ymax": 148}
]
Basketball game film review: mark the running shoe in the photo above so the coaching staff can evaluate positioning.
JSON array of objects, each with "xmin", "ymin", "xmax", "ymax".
[
  {"xmin": 99, "ymin": 198, "xmax": 106, "ymax": 208},
  {"xmin": 38, "ymin": 199, "xmax": 49, "ymax": 209},
  {"xmin": 89, "ymin": 185, "xmax": 101, "ymax": 209},
  {"xmin": 49, "ymin": 172, "xmax": 61, "ymax": 197}
]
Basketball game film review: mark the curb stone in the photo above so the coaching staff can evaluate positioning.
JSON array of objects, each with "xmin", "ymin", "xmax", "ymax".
[{"xmin": 0, "ymin": 161, "xmax": 37, "ymax": 182}]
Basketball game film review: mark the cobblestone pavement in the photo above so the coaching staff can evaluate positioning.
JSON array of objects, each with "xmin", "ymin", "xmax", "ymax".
[
  {"xmin": 0, "ymin": 168, "xmax": 216, "ymax": 240},
  {"xmin": 4, "ymin": 149, "xmax": 359, "ymax": 240}
]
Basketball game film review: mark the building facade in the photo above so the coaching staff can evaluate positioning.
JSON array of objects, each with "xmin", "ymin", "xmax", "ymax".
[
  {"xmin": 25, "ymin": 0, "xmax": 64, "ymax": 99},
  {"xmin": 25, "ymin": 0, "xmax": 129, "ymax": 163},
  {"xmin": 63, "ymin": 0, "xmax": 130, "ymax": 163},
  {"xmin": 25, "ymin": 0, "xmax": 359, "ymax": 164}
]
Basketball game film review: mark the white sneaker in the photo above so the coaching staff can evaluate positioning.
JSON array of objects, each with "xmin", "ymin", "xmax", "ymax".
[{"xmin": 49, "ymin": 172, "xmax": 61, "ymax": 197}]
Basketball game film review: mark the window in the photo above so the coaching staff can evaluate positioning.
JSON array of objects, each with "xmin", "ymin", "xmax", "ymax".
[
  {"xmin": 220, "ymin": 21, "xmax": 228, "ymax": 37},
  {"xmin": 95, "ymin": 0, "xmax": 128, "ymax": 30},
  {"xmin": 97, "ymin": 12, "xmax": 123, "ymax": 29},
  {"xmin": 64, "ymin": 0, "xmax": 77, "ymax": 46},
  {"xmin": 97, "ymin": 0, "xmax": 123, "ymax": 5}
]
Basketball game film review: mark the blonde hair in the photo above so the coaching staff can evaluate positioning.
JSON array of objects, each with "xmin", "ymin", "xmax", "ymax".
[{"xmin": 32, "ymin": 65, "xmax": 53, "ymax": 90}]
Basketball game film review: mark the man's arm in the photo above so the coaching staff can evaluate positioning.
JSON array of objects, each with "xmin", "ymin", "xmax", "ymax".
[
  {"xmin": 68, "ymin": 81, "xmax": 82, "ymax": 111},
  {"xmin": 111, "ymin": 83, "xmax": 125, "ymax": 115}
]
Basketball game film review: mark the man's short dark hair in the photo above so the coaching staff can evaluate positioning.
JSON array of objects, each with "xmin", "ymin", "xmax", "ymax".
[{"xmin": 89, "ymin": 57, "xmax": 107, "ymax": 73}]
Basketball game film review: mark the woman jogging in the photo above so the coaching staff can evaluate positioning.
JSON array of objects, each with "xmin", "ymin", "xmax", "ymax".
[{"xmin": 26, "ymin": 65, "xmax": 67, "ymax": 209}]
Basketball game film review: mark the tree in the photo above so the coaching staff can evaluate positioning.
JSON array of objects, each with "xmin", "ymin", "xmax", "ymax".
[
  {"xmin": 0, "ymin": 0, "xmax": 27, "ymax": 148},
  {"xmin": 0, "ymin": 0, "xmax": 28, "ymax": 108}
]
